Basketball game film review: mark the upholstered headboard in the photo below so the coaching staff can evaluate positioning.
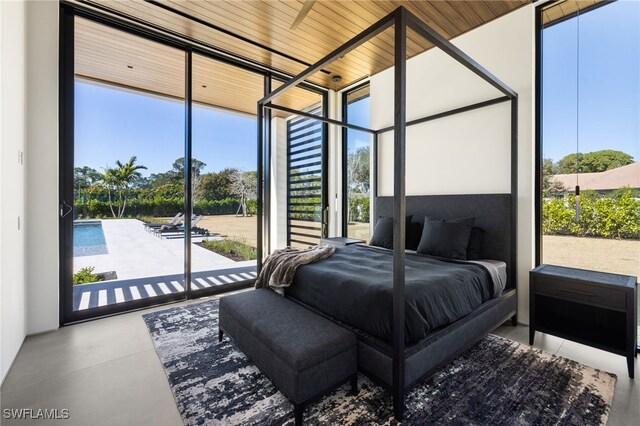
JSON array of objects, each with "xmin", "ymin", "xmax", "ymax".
[{"xmin": 375, "ymin": 194, "xmax": 514, "ymax": 289}]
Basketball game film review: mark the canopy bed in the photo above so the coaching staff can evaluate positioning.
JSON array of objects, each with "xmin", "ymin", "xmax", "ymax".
[{"xmin": 255, "ymin": 6, "xmax": 518, "ymax": 421}]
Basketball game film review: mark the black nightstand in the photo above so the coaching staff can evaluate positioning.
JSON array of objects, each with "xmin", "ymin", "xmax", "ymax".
[
  {"xmin": 320, "ymin": 237, "xmax": 365, "ymax": 247},
  {"xmin": 530, "ymin": 264, "xmax": 637, "ymax": 378}
]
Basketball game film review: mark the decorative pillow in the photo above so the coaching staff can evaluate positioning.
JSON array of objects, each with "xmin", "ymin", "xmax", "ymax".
[
  {"xmin": 417, "ymin": 216, "xmax": 475, "ymax": 260},
  {"xmin": 406, "ymin": 221, "xmax": 423, "ymax": 251},
  {"xmin": 369, "ymin": 215, "xmax": 413, "ymax": 250},
  {"xmin": 466, "ymin": 227, "xmax": 484, "ymax": 260}
]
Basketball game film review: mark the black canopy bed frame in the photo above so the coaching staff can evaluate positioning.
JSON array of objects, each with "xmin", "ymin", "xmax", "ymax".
[{"xmin": 256, "ymin": 7, "xmax": 518, "ymax": 421}]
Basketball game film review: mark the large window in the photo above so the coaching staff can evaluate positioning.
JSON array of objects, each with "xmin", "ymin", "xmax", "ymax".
[
  {"xmin": 343, "ymin": 84, "xmax": 371, "ymax": 240},
  {"xmin": 537, "ymin": 0, "xmax": 639, "ymax": 345}
]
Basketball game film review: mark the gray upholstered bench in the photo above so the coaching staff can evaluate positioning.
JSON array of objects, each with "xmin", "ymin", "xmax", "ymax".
[{"xmin": 219, "ymin": 288, "xmax": 358, "ymax": 425}]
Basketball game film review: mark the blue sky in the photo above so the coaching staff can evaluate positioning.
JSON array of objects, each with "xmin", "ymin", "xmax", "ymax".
[
  {"xmin": 346, "ymin": 96, "xmax": 371, "ymax": 153},
  {"xmin": 542, "ymin": 0, "xmax": 639, "ymax": 163},
  {"xmin": 75, "ymin": 82, "xmax": 259, "ymax": 176},
  {"xmin": 75, "ymin": 82, "xmax": 371, "ymax": 176}
]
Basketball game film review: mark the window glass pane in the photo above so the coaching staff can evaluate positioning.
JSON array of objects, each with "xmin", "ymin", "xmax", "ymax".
[
  {"xmin": 73, "ymin": 18, "xmax": 185, "ymax": 311},
  {"xmin": 345, "ymin": 86, "xmax": 371, "ymax": 240},
  {"xmin": 540, "ymin": 1, "xmax": 639, "ymax": 344},
  {"xmin": 190, "ymin": 55, "xmax": 261, "ymax": 290}
]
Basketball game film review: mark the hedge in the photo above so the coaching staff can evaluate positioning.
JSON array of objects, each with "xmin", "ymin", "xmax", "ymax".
[
  {"xmin": 75, "ymin": 197, "xmax": 256, "ymax": 218},
  {"xmin": 542, "ymin": 189, "xmax": 640, "ymax": 239}
]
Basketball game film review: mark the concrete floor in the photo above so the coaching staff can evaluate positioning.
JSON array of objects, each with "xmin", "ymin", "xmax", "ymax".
[{"xmin": 1, "ymin": 298, "xmax": 637, "ymax": 425}]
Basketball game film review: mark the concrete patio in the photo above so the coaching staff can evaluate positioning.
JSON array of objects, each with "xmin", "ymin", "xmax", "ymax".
[
  {"xmin": 73, "ymin": 219, "xmax": 255, "ymax": 280},
  {"xmin": 72, "ymin": 219, "xmax": 256, "ymax": 311}
]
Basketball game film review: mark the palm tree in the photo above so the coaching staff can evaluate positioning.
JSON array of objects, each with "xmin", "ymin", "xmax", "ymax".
[{"xmin": 102, "ymin": 156, "xmax": 147, "ymax": 217}]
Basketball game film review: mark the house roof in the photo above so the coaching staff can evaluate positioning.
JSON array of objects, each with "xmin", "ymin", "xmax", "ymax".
[{"xmin": 552, "ymin": 162, "xmax": 640, "ymax": 192}]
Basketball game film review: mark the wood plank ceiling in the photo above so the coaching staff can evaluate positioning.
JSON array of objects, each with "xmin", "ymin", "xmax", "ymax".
[
  {"xmin": 76, "ymin": 0, "xmax": 530, "ymax": 115},
  {"xmin": 75, "ymin": 17, "xmax": 320, "ymax": 116},
  {"xmin": 541, "ymin": 0, "xmax": 605, "ymax": 27}
]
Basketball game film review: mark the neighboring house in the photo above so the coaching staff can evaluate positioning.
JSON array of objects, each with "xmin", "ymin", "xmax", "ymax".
[{"xmin": 552, "ymin": 162, "xmax": 640, "ymax": 195}]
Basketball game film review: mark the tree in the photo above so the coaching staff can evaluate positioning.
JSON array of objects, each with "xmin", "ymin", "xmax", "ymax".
[
  {"xmin": 147, "ymin": 157, "xmax": 207, "ymax": 199},
  {"xmin": 102, "ymin": 156, "xmax": 147, "ymax": 218},
  {"xmin": 171, "ymin": 157, "xmax": 206, "ymax": 178},
  {"xmin": 556, "ymin": 150, "xmax": 634, "ymax": 174},
  {"xmin": 195, "ymin": 168, "xmax": 236, "ymax": 201},
  {"xmin": 229, "ymin": 169, "xmax": 257, "ymax": 217},
  {"xmin": 74, "ymin": 166, "xmax": 101, "ymax": 191},
  {"xmin": 346, "ymin": 146, "xmax": 370, "ymax": 223},
  {"xmin": 542, "ymin": 158, "xmax": 566, "ymax": 197},
  {"xmin": 347, "ymin": 146, "xmax": 370, "ymax": 194}
]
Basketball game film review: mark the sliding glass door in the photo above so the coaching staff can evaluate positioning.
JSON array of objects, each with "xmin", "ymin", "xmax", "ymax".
[
  {"xmin": 61, "ymin": 16, "xmax": 188, "ymax": 321},
  {"xmin": 189, "ymin": 54, "xmax": 261, "ymax": 294},
  {"xmin": 59, "ymin": 5, "xmax": 329, "ymax": 324}
]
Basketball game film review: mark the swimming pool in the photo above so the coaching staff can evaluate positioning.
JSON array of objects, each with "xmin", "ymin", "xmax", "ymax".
[{"xmin": 74, "ymin": 221, "xmax": 109, "ymax": 257}]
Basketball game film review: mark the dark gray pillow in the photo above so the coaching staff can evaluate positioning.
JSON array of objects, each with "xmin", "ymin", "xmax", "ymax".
[
  {"xmin": 417, "ymin": 221, "xmax": 473, "ymax": 260},
  {"xmin": 406, "ymin": 222, "xmax": 423, "ymax": 251},
  {"xmin": 369, "ymin": 215, "xmax": 412, "ymax": 250},
  {"xmin": 417, "ymin": 216, "xmax": 475, "ymax": 260},
  {"xmin": 466, "ymin": 227, "xmax": 484, "ymax": 260}
]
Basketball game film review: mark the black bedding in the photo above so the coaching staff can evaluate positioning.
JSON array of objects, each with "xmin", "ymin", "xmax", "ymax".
[{"xmin": 286, "ymin": 244, "xmax": 497, "ymax": 344}]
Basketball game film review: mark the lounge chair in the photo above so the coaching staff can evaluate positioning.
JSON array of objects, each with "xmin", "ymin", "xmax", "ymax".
[
  {"xmin": 143, "ymin": 213, "xmax": 184, "ymax": 231},
  {"xmin": 154, "ymin": 215, "xmax": 206, "ymax": 238}
]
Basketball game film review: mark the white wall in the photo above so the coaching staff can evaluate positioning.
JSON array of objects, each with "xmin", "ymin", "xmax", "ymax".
[
  {"xmin": 270, "ymin": 117, "xmax": 288, "ymax": 250},
  {"xmin": 1, "ymin": 0, "xmax": 28, "ymax": 383},
  {"xmin": 326, "ymin": 90, "xmax": 341, "ymax": 237},
  {"xmin": 25, "ymin": 0, "xmax": 59, "ymax": 334},
  {"xmin": 370, "ymin": 4, "xmax": 535, "ymax": 323}
]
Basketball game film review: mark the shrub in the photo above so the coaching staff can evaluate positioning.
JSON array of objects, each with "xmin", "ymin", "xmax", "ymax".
[
  {"xmin": 200, "ymin": 238, "xmax": 257, "ymax": 261},
  {"xmin": 73, "ymin": 266, "xmax": 101, "ymax": 285},
  {"xmin": 75, "ymin": 196, "xmax": 245, "ymax": 218},
  {"xmin": 543, "ymin": 188, "xmax": 640, "ymax": 239},
  {"xmin": 348, "ymin": 196, "xmax": 370, "ymax": 223}
]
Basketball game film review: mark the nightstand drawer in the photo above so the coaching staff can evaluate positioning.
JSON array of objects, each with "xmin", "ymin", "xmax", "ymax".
[{"xmin": 535, "ymin": 278, "xmax": 626, "ymax": 311}]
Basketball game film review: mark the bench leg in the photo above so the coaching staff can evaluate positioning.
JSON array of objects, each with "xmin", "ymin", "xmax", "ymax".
[
  {"xmin": 350, "ymin": 374, "xmax": 358, "ymax": 396},
  {"xmin": 218, "ymin": 329, "xmax": 223, "ymax": 343},
  {"xmin": 294, "ymin": 403, "xmax": 304, "ymax": 426},
  {"xmin": 511, "ymin": 314, "xmax": 518, "ymax": 326}
]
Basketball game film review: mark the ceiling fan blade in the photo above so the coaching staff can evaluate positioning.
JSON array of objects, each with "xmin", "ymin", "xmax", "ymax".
[{"xmin": 290, "ymin": 0, "xmax": 317, "ymax": 30}]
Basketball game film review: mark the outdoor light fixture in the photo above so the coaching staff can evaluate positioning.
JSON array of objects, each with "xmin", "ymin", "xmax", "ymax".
[
  {"xmin": 331, "ymin": 75, "xmax": 342, "ymax": 83},
  {"xmin": 127, "ymin": 65, "xmax": 133, "ymax": 69}
]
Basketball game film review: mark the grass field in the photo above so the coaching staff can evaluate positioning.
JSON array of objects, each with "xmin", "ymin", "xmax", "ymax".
[
  {"xmin": 198, "ymin": 215, "xmax": 257, "ymax": 247},
  {"xmin": 543, "ymin": 235, "xmax": 640, "ymax": 278}
]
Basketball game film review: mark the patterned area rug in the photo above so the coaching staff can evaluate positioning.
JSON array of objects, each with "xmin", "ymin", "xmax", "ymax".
[{"xmin": 143, "ymin": 299, "xmax": 616, "ymax": 425}]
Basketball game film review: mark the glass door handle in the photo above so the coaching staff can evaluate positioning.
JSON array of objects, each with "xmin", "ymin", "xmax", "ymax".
[{"xmin": 60, "ymin": 201, "xmax": 73, "ymax": 218}]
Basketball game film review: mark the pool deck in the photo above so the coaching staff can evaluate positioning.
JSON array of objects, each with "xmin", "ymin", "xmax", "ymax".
[
  {"xmin": 73, "ymin": 219, "xmax": 255, "ymax": 280},
  {"xmin": 73, "ymin": 218, "xmax": 256, "ymax": 312}
]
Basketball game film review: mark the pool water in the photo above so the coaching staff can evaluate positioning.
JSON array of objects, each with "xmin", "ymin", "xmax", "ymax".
[{"xmin": 74, "ymin": 221, "xmax": 109, "ymax": 257}]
